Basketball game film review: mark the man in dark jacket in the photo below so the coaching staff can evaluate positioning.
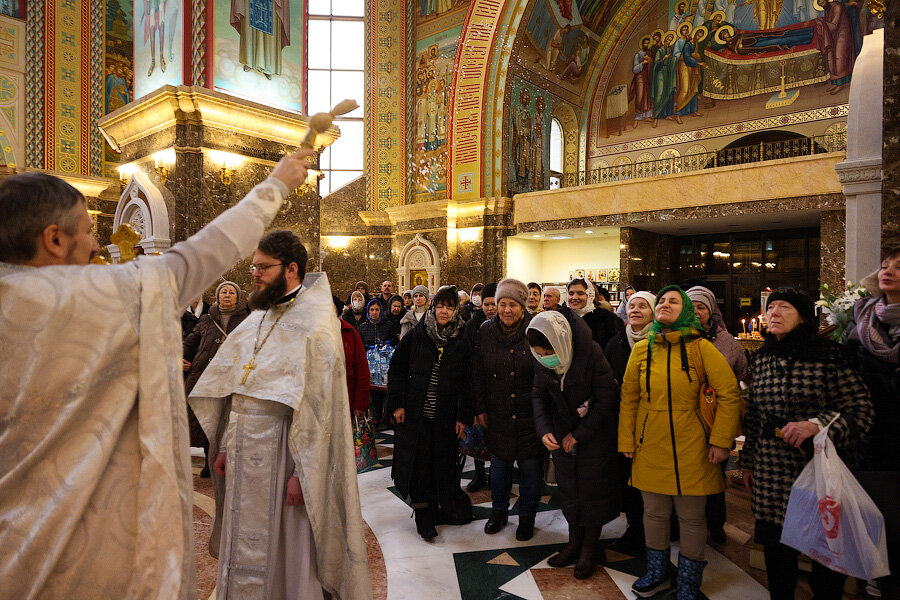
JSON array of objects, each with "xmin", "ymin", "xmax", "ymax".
[
  {"xmin": 463, "ymin": 281, "xmax": 497, "ymax": 492},
  {"xmin": 473, "ymin": 278, "xmax": 544, "ymax": 541},
  {"xmin": 374, "ymin": 280, "xmax": 394, "ymax": 314}
]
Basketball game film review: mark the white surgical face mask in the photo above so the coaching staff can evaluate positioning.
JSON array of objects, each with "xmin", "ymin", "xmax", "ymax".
[
  {"xmin": 472, "ymin": 295, "xmax": 482, "ymax": 308},
  {"xmin": 351, "ymin": 300, "xmax": 363, "ymax": 310}
]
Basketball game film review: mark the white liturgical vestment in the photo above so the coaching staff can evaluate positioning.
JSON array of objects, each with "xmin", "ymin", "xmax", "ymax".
[
  {"xmin": 0, "ymin": 177, "xmax": 289, "ymax": 600},
  {"xmin": 190, "ymin": 272, "xmax": 372, "ymax": 600}
]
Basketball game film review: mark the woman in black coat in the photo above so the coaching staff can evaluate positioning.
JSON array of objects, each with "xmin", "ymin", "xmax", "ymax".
[
  {"xmin": 527, "ymin": 306, "xmax": 621, "ymax": 580},
  {"xmin": 473, "ymin": 279, "xmax": 544, "ymax": 541},
  {"xmin": 183, "ymin": 281, "xmax": 249, "ymax": 476},
  {"xmin": 386, "ymin": 286, "xmax": 473, "ymax": 540},
  {"xmin": 357, "ymin": 299, "xmax": 399, "ymax": 347}
]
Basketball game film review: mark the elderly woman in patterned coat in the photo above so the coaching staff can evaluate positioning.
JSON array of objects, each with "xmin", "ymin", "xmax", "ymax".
[{"xmin": 741, "ymin": 288, "xmax": 873, "ymax": 600}]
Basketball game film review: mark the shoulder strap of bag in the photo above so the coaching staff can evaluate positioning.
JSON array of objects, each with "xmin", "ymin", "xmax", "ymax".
[{"xmin": 690, "ymin": 339, "xmax": 708, "ymax": 386}]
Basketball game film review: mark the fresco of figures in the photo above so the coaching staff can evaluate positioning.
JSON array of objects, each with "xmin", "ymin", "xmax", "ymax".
[
  {"xmin": 517, "ymin": 0, "xmax": 624, "ymax": 95},
  {"xmin": 596, "ymin": 0, "xmax": 881, "ymax": 139},
  {"xmin": 106, "ymin": 0, "xmax": 134, "ymax": 173},
  {"xmin": 133, "ymin": 0, "xmax": 183, "ymax": 99},
  {"xmin": 417, "ymin": 0, "xmax": 470, "ymax": 24},
  {"xmin": 508, "ymin": 81, "xmax": 553, "ymax": 195},
  {"xmin": 213, "ymin": 0, "xmax": 305, "ymax": 112},
  {"xmin": 412, "ymin": 28, "xmax": 458, "ymax": 202}
]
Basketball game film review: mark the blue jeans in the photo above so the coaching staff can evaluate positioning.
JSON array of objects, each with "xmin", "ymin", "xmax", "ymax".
[{"xmin": 490, "ymin": 454, "xmax": 542, "ymax": 517}]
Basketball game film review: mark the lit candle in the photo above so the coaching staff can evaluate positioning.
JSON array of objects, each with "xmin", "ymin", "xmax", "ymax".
[
  {"xmin": 741, "ymin": 319, "xmax": 747, "ymax": 334},
  {"xmin": 751, "ymin": 318, "xmax": 757, "ymax": 332}
]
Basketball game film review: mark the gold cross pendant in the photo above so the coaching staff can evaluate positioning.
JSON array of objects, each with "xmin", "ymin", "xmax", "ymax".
[{"xmin": 241, "ymin": 359, "xmax": 256, "ymax": 384}]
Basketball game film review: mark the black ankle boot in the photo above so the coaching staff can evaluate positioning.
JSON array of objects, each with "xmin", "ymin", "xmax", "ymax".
[
  {"xmin": 516, "ymin": 516, "xmax": 535, "ymax": 541},
  {"xmin": 467, "ymin": 460, "xmax": 488, "ymax": 492},
  {"xmin": 484, "ymin": 509, "xmax": 508, "ymax": 534},
  {"xmin": 574, "ymin": 526, "xmax": 602, "ymax": 579},
  {"xmin": 413, "ymin": 506, "xmax": 437, "ymax": 540},
  {"xmin": 548, "ymin": 524, "xmax": 585, "ymax": 568}
]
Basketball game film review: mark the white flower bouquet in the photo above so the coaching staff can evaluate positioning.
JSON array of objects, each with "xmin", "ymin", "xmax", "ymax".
[{"xmin": 816, "ymin": 281, "xmax": 870, "ymax": 343}]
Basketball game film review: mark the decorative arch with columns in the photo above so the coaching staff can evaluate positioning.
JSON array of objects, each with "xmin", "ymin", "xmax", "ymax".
[
  {"xmin": 108, "ymin": 171, "xmax": 171, "ymax": 260},
  {"xmin": 397, "ymin": 234, "xmax": 440, "ymax": 294},
  {"xmin": 551, "ymin": 101, "xmax": 579, "ymax": 184}
]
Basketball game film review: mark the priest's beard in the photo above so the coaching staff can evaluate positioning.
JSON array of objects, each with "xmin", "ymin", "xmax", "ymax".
[{"xmin": 248, "ymin": 270, "xmax": 288, "ymax": 311}]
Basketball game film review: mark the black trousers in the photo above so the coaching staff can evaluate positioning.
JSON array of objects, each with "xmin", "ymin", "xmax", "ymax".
[
  {"xmin": 409, "ymin": 418, "xmax": 437, "ymax": 505},
  {"xmin": 705, "ymin": 462, "xmax": 728, "ymax": 531},
  {"xmin": 758, "ymin": 521, "xmax": 846, "ymax": 600}
]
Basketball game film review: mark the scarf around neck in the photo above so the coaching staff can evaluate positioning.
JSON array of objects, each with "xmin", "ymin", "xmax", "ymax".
[
  {"xmin": 424, "ymin": 304, "xmax": 463, "ymax": 347},
  {"xmin": 625, "ymin": 322, "xmax": 651, "ymax": 349},
  {"xmin": 854, "ymin": 296, "xmax": 900, "ymax": 363}
]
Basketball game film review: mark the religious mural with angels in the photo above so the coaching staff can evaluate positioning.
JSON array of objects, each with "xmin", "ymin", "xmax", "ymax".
[
  {"xmin": 508, "ymin": 79, "xmax": 555, "ymax": 195},
  {"xmin": 412, "ymin": 27, "xmax": 459, "ymax": 203},
  {"xmin": 592, "ymin": 0, "xmax": 881, "ymax": 143}
]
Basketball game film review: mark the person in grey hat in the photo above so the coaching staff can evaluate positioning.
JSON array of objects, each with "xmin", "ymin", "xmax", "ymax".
[
  {"xmin": 463, "ymin": 282, "xmax": 498, "ymax": 492},
  {"xmin": 473, "ymin": 278, "xmax": 544, "ymax": 541},
  {"xmin": 400, "ymin": 284, "xmax": 430, "ymax": 338}
]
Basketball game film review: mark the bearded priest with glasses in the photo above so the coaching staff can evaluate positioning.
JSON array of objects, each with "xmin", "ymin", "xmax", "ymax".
[{"xmin": 188, "ymin": 229, "xmax": 371, "ymax": 600}]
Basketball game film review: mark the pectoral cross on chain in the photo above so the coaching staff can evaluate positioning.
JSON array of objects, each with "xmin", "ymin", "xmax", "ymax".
[{"xmin": 241, "ymin": 359, "xmax": 256, "ymax": 384}]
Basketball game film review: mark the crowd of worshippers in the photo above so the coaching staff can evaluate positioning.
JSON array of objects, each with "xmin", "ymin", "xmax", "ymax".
[
  {"xmin": 2, "ymin": 165, "xmax": 898, "ymax": 600},
  {"xmin": 181, "ymin": 256, "xmax": 899, "ymax": 600}
]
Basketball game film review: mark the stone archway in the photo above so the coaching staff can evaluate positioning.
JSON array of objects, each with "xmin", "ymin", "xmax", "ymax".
[
  {"xmin": 397, "ymin": 234, "xmax": 440, "ymax": 293},
  {"xmin": 108, "ymin": 171, "xmax": 171, "ymax": 260}
]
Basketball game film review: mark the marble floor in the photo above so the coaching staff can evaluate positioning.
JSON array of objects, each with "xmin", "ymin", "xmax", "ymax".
[{"xmin": 191, "ymin": 432, "xmax": 868, "ymax": 600}]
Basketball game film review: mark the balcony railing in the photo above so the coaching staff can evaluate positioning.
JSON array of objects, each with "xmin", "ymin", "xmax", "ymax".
[{"xmin": 559, "ymin": 133, "xmax": 847, "ymax": 188}]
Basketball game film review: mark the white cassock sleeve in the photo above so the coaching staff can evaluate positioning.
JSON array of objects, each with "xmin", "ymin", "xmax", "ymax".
[{"xmin": 159, "ymin": 177, "xmax": 290, "ymax": 309}]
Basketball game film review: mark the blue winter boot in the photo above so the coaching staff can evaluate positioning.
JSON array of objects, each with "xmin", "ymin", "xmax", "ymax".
[
  {"xmin": 632, "ymin": 547, "xmax": 672, "ymax": 597},
  {"xmin": 675, "ymin": 554, "xmax": 707, "ymax": 600}
]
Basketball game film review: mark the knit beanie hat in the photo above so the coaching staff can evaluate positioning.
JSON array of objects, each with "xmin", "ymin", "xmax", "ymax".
[
  {"xmin": 627, "ymin": 291, "xmax": 657, "ymax": 310},
  {"xmin": 686, "ymin": 286, "xmax": 716, "ymax": 312},
  {"xmin": 215, "ymin": 281, "xmax": 242, "ymax": 304},
  {"xmin": 482, "ymin": 282, "xmax": 498, "ymax": 300},
  {"xmin": 495, "ymin": 278, "xmax": 528, "ymax": 308},
  {"xmin": 354, "ymin": 281, "xmax": 369, "ymax": 292},
  {"xmin": 767, "ymin": 287, "xmax": 817, "ymax": 330},
  {"xmin": 412, "ymin": 284, "xmax": 429, "ymax": 297}
]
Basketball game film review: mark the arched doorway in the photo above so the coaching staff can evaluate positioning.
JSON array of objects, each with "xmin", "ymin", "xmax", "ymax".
[
  {"xmin": 397, "ymin": 234, "xmax": 440, "ymax": 293},
  {"xmin": 108, "ymin": 171, "xmax": 171, "ymax": 260}
]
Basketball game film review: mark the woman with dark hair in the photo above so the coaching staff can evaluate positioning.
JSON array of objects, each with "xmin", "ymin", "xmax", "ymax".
[
  {"xmin": 741, "ymin": 288, "xmax": 873, "ymax": 600},
  {"xmin": 846, "ymin": 248, "xmax": 900, "ymax": 597},
  {"xmin": 357, "ymin": 298, "xmax": 399, "ymax": 347},
  {"xmin": 386, "ymin": 286, "xmax": 473, "ymax": 539},
  {"xmin": 386, "ymin": 294, "xmax": 406, "ymax": 326},
  {"xmin": 619, "ymin": 285, "xmax": 742, "ymax": 599},
  {"xmin": 528, "ymin": 307, "xmax": 621, "ymax": 580},
  {"xmin": 566, "ymin": 277, "xmax": 624, "ymax": 350}
]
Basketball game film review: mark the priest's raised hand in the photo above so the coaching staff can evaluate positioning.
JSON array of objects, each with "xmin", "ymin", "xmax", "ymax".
[{"xmin": 0, "ymin": 160, "xmax": 307, "ymax": 600}]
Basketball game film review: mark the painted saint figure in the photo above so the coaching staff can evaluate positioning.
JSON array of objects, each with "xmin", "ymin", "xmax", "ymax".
[
  {"xmin": 815, "ymin": 0, "xmax": 857, "ymax": 93},
  {"xmin": 143, "ymin": 0, "xmax": 168, "ymax": 77},
  {"xmin": 651, "ymin": 32, "xmax": 679, "ymax": 127},
  {"xmin": 675, "ymin": 25, "xmax": 707, "ymax": 118},
  {"xmin": 533, "ymin": 96, "xmax": 546, "ymax": 189},
  {"xmin": 629, "ymin": 36, "xmax": 654, "ymax": 126},
  {"xmin": 231, "ymin": 0, "xmax": 291, "ymax": 80},
  {"xmin": 559, "ymin": 34, "xmax": 591, "ymax": 80}
]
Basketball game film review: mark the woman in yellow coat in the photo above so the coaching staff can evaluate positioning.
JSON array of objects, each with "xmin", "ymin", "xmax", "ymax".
[{"xmin": 618, "ymin": 285, "xmax": 741, "ymax": 600}]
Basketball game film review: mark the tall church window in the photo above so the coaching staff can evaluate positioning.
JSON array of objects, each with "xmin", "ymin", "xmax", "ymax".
[
  {"xmin": 307, "ymin": 1, "xmax": 365, "ymax": 194},
  {"xmin": 549, "ymin": 118, "xmax": 562, "ymax": 189}
]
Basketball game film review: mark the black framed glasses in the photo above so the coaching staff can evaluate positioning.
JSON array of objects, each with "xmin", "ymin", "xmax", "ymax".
[{"xmin": 249, "ymin": 263, "xmax": 284, "ymax": 274}]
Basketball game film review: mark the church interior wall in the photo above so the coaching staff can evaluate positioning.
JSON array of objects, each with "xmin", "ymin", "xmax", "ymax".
[
  {"xmin": 883, "ymin": 0, "xmax": 900, "ymax": 252},
  {"xmin": 505, "ymin": 233, "xmax": 622, "ymax": 285}
]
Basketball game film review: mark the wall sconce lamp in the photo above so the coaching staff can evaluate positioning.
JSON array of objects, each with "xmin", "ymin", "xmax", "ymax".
[
  {"xmin": 207, "ymin": 150, "xmax": 245, "ymax": 187},
  {"xmin": 152, "ymin": 149, "xmax": 175, "ymax": 185},
  {"xmin": 294, "ymin": 170, "xmax": 324, "ymax": 197},
  {"xmin": 117, "ymin": 162, "xmax": 139, "ymax": 187}
]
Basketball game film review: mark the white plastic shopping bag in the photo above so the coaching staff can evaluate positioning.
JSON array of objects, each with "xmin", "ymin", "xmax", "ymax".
[{"xmin": 780, "ymin": 414, "xmax": 890, "ymax": 580}]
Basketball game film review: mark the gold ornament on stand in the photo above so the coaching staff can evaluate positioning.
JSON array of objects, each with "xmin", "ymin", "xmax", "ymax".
[
  {"xmin": 865, "ymin": 0, "xmax": 884, "ymax": 18},
  {"xmin": 110, "ymin": 223, "xmax": 142, "ymax": 263}
]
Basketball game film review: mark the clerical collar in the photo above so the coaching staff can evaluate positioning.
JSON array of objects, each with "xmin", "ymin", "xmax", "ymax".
[{"xmin": 278, "ymin": 284, "xmax": 302, "ymax": 305}]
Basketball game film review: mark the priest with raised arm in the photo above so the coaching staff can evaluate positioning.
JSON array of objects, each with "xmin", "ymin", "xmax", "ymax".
[
  {"xmin": 189, "ymin": 230, "xmax": 371, "ymax": 600},
  {"xmin": 0, "ymin": 150, "xmax": 313, "ymax": 600}
]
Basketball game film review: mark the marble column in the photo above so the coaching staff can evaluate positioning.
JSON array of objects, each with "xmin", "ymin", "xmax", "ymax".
[
  {"xmin": 884, "ymin": 1, "xmax": 900, "ymax": 252},
  {"xmin": 836, "ymin": 28, "xmax": 884, "ymax": 281}
]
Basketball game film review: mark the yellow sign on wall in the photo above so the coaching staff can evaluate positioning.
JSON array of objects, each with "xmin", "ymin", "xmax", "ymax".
[{"xmin": 449, "ymin": 0, "xmax": 504, "ymax": 201}]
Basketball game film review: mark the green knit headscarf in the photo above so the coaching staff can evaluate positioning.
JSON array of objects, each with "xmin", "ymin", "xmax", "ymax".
[{"xmin": 645, "ymin": 285, "xmax": 702, "ymax": 373}]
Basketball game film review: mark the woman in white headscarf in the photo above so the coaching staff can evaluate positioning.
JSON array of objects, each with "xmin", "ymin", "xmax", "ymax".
[
  {"xmin": 527, "ymin": 306, "xmax": 621, "ymax": 581},
  {"xmin": 603, "ymin": 290, "xmax": 656, "ymax": 554}
]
